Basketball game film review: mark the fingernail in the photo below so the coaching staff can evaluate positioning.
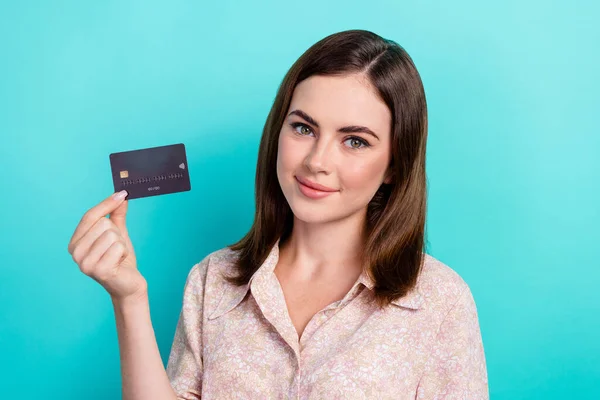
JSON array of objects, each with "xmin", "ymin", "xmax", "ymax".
[{"xmin": 112, "ymin": 190, "xmax": 128, "ymax": 201}]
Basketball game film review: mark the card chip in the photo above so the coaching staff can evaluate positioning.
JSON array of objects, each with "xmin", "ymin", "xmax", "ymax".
[{"xmin": 120, "ymin": 170, "xmax": 129, "ymax": 178}]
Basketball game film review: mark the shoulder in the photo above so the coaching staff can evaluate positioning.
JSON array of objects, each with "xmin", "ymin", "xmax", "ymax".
[
  {"xmin": 174, "ymin": 246, "xmax": 244, "ymax": 318},
  {"xmin": 183, "ymin": 246, "xmax": 242, "ymax": 292},
  {"xmin": 415, "ymin": 253, "xmax": 475, "ymax": 315}
]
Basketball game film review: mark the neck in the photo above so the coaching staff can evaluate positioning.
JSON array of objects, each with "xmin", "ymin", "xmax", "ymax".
[{"xmin": 277, "ymin": 209, "xmax": 367, "ymax": 282}]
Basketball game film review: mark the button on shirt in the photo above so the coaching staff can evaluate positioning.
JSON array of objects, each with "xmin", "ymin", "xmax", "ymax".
[{"xmin": 166, "ymin": 239, "xmax": 489, "ymax": 399}]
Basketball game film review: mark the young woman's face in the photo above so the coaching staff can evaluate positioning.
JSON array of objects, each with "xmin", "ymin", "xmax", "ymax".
[{"xmin": 276, "ymin": 73, "xmax": 393, "ymax": 225}]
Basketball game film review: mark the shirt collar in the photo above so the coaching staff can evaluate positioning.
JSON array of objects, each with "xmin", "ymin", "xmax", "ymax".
[
  {"xmin": 356, "ymin": 268, "xmax": 424, "ymax": 310},
  {"xmin": 208, "ymin": 239, "xmax": 280, "ymax": 320},
  {"xmin": 208, "ymin": 238, "xmax": 423, "ymax": 320}
]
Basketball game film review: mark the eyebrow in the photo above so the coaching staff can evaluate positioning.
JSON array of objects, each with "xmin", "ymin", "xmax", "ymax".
[{"xmin": 287, "ymin": 109, "xmax": 380, "ymax": 141}]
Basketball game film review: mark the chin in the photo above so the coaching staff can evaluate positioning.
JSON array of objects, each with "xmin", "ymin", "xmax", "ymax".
[
  {"xmin": 287, "ymin": 201, "xmax": 327, "ymax": 223},
  {"xmin": 289, "ymin": 199, "xmax": 355, "ymax": 225}
]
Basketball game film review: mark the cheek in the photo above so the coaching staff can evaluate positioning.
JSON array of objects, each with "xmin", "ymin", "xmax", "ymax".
[
  {"xmin": 277, "ymin": 134, "xmax": 305, "ymax": 174},
  {"xmin": 277, "ymin": 134, "xmax": 298, "ymax": 193},
  {"xmin": 340, "ymin": 160, "xmax": 387, "ymax": 194}
]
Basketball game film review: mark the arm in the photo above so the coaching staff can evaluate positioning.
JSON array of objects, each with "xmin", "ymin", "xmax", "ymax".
[
  {"xmin": 113, "ymin": 257, "xmax": 207, "ymax": 400},
  {"xmin": 416, "ymin": 286, "xmax": 489, "ymax": 399},
  {"xmin": 112, "ymin": 294, "xmax": 178, "ymax": 400}
]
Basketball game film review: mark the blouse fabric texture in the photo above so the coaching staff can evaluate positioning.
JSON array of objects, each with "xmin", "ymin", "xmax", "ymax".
[{"xmin": 166, "ymin": 239, "xmax": 489, "ymax": 399}]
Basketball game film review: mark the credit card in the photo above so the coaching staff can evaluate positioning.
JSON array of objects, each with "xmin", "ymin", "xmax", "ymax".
[{"xmin": 109, "ymin": 143, "xmax": 191, "ymax": 200}]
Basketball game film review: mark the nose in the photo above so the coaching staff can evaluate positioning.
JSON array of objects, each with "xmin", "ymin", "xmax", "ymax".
[{"xmin": 303, "ymin": 136, "xmax": 333, "ymax": 174}]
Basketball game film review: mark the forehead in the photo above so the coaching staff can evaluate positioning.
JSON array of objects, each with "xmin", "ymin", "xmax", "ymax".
[{"xmin": 289, "ymin": 74, "xmax": 391, "ymax": 135}]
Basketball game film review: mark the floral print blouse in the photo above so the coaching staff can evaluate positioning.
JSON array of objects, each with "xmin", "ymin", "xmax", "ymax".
[{"xmin": 166, "ymin": 239, "xmax": 488, "ymax": 399}]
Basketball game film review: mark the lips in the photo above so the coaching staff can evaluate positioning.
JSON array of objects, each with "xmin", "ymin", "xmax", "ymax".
[{"xmin": 295, "ymin": 176, "xmax": 338, "ymax": 192}]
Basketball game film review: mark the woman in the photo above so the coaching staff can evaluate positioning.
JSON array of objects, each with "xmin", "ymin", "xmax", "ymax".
[{"xmin": 68, "ymin": 30, "xmax": 488, "ymax": 399}]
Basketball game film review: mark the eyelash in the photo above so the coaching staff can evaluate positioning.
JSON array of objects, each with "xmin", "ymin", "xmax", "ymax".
[{"xmin": 289, "ymin": 122, "xmax": 371, "ymax": 150}]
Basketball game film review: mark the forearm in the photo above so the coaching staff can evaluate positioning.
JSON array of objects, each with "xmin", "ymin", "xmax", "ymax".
[{"xmin": 112, "ymin": 294, "xmax": 177, "ymax": 400}]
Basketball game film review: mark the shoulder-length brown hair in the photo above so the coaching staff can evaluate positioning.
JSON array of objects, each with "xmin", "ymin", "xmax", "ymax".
[{"xmin": 227, "ymin": 29, "xmax": 428, "ymax": 308}]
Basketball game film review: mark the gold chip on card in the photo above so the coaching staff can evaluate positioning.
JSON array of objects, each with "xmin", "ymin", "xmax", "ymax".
[{"xmin": 120, "ymin": 170, "xmax": 129, "ymax": 178}]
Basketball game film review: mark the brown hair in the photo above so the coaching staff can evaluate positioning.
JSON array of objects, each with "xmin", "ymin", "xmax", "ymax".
[{"xmin": 226, "ymin": 29, "xmax": 428, "ymax": 308}]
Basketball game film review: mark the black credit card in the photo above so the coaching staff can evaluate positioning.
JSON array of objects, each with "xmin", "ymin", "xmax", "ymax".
[{"xmin": 109, "ymin": 143, "xmax": 191, "ymax": 200}]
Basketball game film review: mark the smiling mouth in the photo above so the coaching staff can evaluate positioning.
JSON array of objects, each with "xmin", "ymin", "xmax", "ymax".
[
  {"xmin": 295, "ymin": 176, "xmax": 338, "ymax": 199},
  {"xmin": 295, "ymin": 176, "xmax": 337, "ymax": 192}
]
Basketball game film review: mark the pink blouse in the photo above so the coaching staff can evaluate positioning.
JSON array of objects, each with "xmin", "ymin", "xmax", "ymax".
[{"xmin": 166, "ymin": 239, "xmax": 488, "ymax": 399}]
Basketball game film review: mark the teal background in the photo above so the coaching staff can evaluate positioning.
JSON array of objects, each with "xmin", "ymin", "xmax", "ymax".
[{"xmin": 1, "ymin": 0, "xmax": 598, "ymax": 398}]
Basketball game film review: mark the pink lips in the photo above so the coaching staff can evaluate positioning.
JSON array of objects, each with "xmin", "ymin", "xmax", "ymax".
[{"xmin": 295, "ymin": 176, "xmax": 338, "ymax": 199}]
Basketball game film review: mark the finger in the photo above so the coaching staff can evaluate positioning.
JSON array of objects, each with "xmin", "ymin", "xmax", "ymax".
[
  {"xmin": 109, "ymin": 199, "xmax": 128, "ymax": 232},
  {"xmin": 96, "ymin": 241, "xmax": 127, "ymax": 280},
  {"xmin": 79, "ymin": 229, "xmax": 127, "ymax": 276},
  {"xmin": 71, "ymin": 217, "xmax": 118, "ymax": 264},
  {"xmin": 68, "ymin": 190, "xmax": 128, "ymax": 253}
]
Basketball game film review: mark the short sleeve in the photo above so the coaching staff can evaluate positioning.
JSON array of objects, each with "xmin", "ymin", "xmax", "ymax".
[
  {"xmin": 166, "ymin": 256, "xmax": 210, "ymax": 400},
  {"xmin": 416, "ymin": 285, "xmax": 489, "ymax": 399}
]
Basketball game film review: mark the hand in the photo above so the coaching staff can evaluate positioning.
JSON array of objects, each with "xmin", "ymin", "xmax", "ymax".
[{"xmin": 68, "ymin": 191, "xmax": 147, "ymax": 301}]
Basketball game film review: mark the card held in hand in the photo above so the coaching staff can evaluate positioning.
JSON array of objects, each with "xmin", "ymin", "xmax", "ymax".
[{"xmin": 109, "ymin": 143, "xmax": 191, "ymax": 200}]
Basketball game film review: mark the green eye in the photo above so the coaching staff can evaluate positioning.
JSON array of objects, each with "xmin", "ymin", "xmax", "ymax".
[
  {"xmin": 290, "ymin": 122, "xmax": 314, "ymax": 136},
  {"xmin": 344, "ymin": 137, "xmax": 369, "ymax": 149}
]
